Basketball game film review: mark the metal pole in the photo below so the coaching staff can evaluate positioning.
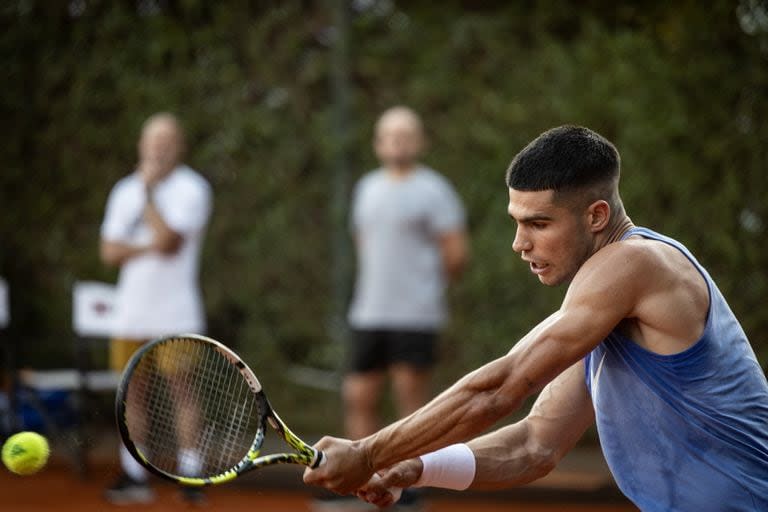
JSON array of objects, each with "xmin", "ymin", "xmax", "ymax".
[{"xmin": 329, "ymin": 0, "xmax": 352, "ymax": 356}]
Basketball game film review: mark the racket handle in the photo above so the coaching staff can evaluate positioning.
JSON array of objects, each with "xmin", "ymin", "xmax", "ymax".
[{"xmin": 312, "ymin": 449, "xmax": 325, "ymax": 468}]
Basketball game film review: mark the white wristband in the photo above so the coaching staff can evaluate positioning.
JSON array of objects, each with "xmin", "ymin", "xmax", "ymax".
[{"xmin": 413, "ymin": 443, "xmax": 475, "ymax": 490}]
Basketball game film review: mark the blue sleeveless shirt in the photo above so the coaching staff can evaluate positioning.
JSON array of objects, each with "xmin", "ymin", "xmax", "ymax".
[{"xmin": 584, "ymin": 227, "xmax": 768, "ymax": 511}]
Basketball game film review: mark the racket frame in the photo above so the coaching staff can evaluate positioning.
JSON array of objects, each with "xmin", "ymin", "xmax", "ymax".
[{"xmin": 115, "ymin": 333, "xmax": 323, "ymax": 486}]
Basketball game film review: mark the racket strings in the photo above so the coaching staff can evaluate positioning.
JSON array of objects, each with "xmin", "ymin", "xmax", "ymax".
[{"xmin": 124, "ymin": 338, "xmax": 264, "ymax": 477}]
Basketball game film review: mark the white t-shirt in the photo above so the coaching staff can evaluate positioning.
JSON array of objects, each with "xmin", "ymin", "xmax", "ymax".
[
  {"xmin": 347, "ymin": 166, "xmax": 466, "ymax": 330},
  {"xmin": 100, "ymin": 165, "xmax": 212, "ymax": 339}
]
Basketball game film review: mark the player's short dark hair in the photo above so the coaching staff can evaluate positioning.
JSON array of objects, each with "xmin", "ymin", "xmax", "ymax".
[{"xmin": 505, "ymin": 126, "xmax": 620, "ymax": 204}]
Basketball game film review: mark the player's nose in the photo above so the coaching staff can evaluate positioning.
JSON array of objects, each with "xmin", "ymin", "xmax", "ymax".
[{"xmin": 512, "ymin": 227, "xmax": 531, "ymax": 253}]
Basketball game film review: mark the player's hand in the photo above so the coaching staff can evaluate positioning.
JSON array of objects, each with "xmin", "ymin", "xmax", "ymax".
[
  {"xmin": 356, "ymin": 458, "xmax": 423, "ymax": 508},
  {"xmin": 302, "ymin": 436, "xmax": 374, "ymax": 495},
  {"xmin": 356, "ymin": 473, "xmax": 402, "ymax": 508}
]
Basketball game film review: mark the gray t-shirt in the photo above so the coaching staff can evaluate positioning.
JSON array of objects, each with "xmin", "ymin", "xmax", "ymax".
[{"xmin": 347, "ymin": 166, "xmax": 466, "ymax": 330}]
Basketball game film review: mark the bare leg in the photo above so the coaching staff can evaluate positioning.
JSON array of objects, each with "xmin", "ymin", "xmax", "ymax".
[
  {"xmin": 111, "ymin": 339, "xmax": 151, "ymax": 481},
  {"xmin": 121, "ymin": 381, "xmax": 150, "ymax": 479},
  {"xmin": 342, "ymin": 371, "xmax": 386, "ymax": 439},
  {"xmin": 168, "ymin": 373, "xmax": 203, "ymax": 476},
  {"xmin": 390, "ymin": 363, "xmax": 432, "ymax": 418}
]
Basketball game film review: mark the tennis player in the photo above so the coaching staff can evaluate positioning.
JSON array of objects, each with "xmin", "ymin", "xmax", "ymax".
[{"xmin": 304, "ymin": 125, "xmax": 768, "ymax": 510}]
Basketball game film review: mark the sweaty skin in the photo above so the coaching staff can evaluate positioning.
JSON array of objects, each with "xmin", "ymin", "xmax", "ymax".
[{"xmin": 304, "ymin": 188, "xmax": 707, "ymax": 496}]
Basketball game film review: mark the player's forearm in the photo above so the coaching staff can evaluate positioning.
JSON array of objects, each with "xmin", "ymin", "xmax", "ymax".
[
  {"xmin": 404, "ymin": 423, "xmax": 556, "ymax": 493},
  {"xmin": 365, "ymin": 314, "xmax": 587, "ymax": 471},
  {"xmin": 365, "ymin": 355, "xmax": 527, "ymax": 470},
  {"xmin": 466, "ymin": 422, "xmax": 557, "ymax": 490}
]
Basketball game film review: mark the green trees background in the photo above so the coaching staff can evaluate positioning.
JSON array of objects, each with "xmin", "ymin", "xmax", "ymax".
[{"xmin": 2, "ymin": 1, "xmax": 766, "ymax": 434}]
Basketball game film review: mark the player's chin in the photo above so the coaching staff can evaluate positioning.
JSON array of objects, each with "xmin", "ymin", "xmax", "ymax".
[
  {"xmin": 537, "ymin": 272, "xmax": 557, "ymax": 286},
  {"xmin": 537, "ymin": 267, "xmax": 570, "ymax": 287}
]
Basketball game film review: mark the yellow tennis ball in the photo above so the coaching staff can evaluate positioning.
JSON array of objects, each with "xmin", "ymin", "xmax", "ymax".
[{"xmin": 2, "ymin": 431, "xmax": 50, "ymax": 475}]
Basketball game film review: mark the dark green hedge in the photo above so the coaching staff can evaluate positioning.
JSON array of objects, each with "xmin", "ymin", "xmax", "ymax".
[{"xmin": 2, "ymin": 1, "xmax": 766, "ymax": 434}]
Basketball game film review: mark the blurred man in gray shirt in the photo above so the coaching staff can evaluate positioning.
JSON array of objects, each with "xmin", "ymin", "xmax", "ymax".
[{"xmin": 342, "ymin": 106, "xmax": 468, "ymax": 508}]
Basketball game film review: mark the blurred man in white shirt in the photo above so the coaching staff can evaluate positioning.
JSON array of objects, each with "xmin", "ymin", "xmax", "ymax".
[{"xmin": 100, "ymin": 112, "xmax": 212, "ymax": 505}]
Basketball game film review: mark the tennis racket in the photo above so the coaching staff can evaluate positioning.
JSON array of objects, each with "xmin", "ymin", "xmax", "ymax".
[{"xmin": 115, "ymin": 333, "xmax": 324, "ymax": 486}]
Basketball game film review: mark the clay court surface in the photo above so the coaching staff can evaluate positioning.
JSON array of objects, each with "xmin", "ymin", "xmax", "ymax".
[
  {"xmin": 1, "ymin": 460, "xmax": 638, "ymax": 512},
  {"xmin": 0, "ymin": 424, "xmax": 637, "ymax": 511}
]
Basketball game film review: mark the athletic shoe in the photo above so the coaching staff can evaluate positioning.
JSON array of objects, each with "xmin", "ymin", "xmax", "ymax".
[
  {"xmin": 394, "ymin": 488, "xmax": 425, "ymax": 511},
  {"xmin": 104, "ymin": 473, "xmax": 155, "ymax": 505},
  {"xmin": 179, "ymin": 486, "xmax": 207, "ymax": 506}
]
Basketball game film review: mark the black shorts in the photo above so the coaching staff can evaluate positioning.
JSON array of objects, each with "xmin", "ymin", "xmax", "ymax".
[{"xmin": 347, "ymin": 328, "xmax": 438, "ymax": 373}]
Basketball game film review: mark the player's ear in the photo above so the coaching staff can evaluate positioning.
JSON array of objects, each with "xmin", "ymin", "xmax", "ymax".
[{"xmin": 587, "ymin": 200, "xmax": 610, "ymax": 233}]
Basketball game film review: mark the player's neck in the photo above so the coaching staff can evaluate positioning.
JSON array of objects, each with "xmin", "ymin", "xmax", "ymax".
[{"xmin": 600, "ymin": 216, "xmax": 635, "ymax": 249}]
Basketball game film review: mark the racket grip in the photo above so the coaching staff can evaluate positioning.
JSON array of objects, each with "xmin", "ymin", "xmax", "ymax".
[{"xmin": 312, "ymin": 449, "xmax": 325, "ymax": 468}]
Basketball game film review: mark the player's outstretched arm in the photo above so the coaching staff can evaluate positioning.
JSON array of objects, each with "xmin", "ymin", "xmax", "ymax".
[
  {"xmin": 305, "ymin": 243, "xmax": 645, "ymax": 495},
  {"xmin": 468, "ymin": 360, "xmax": 593, "ymax": 490},
  {"xmin": 357, "ymin": 361, "xmax": 593, "ymax": 507}
]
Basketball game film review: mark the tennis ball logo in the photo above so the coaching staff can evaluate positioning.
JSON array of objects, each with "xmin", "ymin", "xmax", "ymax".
[{"xmin": 2, "ymin": 432, "xmax": 50, "ymax": 476}]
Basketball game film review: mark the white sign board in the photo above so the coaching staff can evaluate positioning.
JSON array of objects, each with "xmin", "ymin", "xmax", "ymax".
[
  {"xmin": 72, "ymin": 281, "xmax": 117, "ymax": 337},
  {"xmin": 0, "ymin": 277, "xmax": 8, "ymax": 328}
]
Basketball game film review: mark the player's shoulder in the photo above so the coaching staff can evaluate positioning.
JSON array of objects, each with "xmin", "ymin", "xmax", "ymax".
[
  {"xmin": 580, "ymin": 236, "xmax": 678, "ymax": 289},
  {"xmin": 616, "ymin": 235, "xmax": 688, "ymax": 267},
  {"xmin": 602, "ymin": 236, "xmax": 655, "ymax": 257},
  {"xmin": 592, "ymin": 236, "xmax": 664, "ymax": 267}
]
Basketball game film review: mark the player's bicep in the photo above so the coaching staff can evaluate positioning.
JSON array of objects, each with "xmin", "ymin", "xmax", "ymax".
[
  {"xmin": 467, "ymin": 362, "xmax": 593, "ymax": 489},
  {"xmin": 525, "ymin": 360, "xmax": 594, "ymax": 458},
  {"xmin": 509, "ymin": 249, "xmax": 645, "ymax": 387}
]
